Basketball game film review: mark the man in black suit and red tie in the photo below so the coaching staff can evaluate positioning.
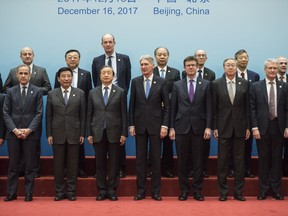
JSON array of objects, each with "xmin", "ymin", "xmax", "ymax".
[
  {"xmin": 3, "ymin": 64, "xmax": 43, "ymax": 202},
  {"xmin": 153, "ymin": 47, "xmax": 180, "ymax": 178},
  {"xmin": 92, "ymin": 33, "xmax": 131, "ymax": 178},
  {"xmin": 54, "ymin": 49, "xmax": 92, "ymax": 178},
  {"xmin": 169, "ymin": 56, "xmax": 212, "ymax": 201},
  {"xmin": 129, "ymin": 55, "xmax": 169, "ymax": 201},
  {"xmin": 251, "ymin": 58, "xmax": 288, "ymax": 200},
  {"xmin": 212, "ymin": 58, "xmax": 250, "ymax": 202}
]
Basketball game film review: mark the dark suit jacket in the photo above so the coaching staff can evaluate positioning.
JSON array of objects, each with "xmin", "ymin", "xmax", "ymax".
[
  {"xmin": 0, "ymin": 94, "xmax": 6, "ymax": 138},
  {"xmin": 92, "ymin": 53, "xmax": 131, "ymax": 93},
  {"xmin": 3, "ymin": 65, "xmax": 52, "ymax": 95},
  {"xmin": 212, "ymin": 76, "xmax": 250, "ymax": 138},
  {"xmin": 3, "ymin": 84, "xmax": 43, "ymax": 140},
  {"xmin": 153, "ymin": 66, "xmax": 180, "ymax": 100},
  {"xmin": 246, "ymin": 69, "xmax": 260, "ymax": 83},
  {"xmin": 182, "ymin": 67, "xmax": 216, "ymax": 81},
  {"xmin": 46, "ymin": 87, "xmax": 86, "ymax": 144},
  {"xmin": 170, "ymin": 78, "xmax": 212, "ymax": 135},
  {"xmin": 86, "ymin": 84, "xmax": 127, "ymax": 143},
  {"xmin": 250, "ymin": 79, "xmax": 288, "ymax": 135},
  {"xmin": 129, "ymin": 75, "xmax": 169, "ymax": 135},
  {"xmin": 54, "ymin": 68, "xmax": 92, "ymax": 101}
]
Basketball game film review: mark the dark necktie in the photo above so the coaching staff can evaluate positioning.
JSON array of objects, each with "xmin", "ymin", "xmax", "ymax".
[
  {"xmin": 241, "ymin": 72, "xmax": 245, "ymax": 79},
  {"xmin": 269, "ymin": 81, "xmax": 276, "ymax": 120},
  {"xmin": 280, "ymin": 76, "xmax": 284, "ymax": 82},
  {"xmin": 198, "ymin": 70, "xmax": 202, "ymax": 79},
  {"xmin": 189, "ymin": 80, "xmax": 194, "ymax": 103},
  {"xmin": 160, "ymin": 69, "xmax": 165, "ymax": 78},
  {"xmin": 64, "ymin": 90, "xmax": 68, "ymax": 105},
  {"xmin": 145, "ymin": 78, "xmax": 150, "ymax": 98},
  {"xmin": 108, "ymin": 56, "xmax": 112, "ymax": 67},
  {"xmin": 21, "ymin": 86, "xmax": 27, "ymax": 106},
  {"xmin": 104, "ymin": 86, "xmax": 109, "ymax": 106}
]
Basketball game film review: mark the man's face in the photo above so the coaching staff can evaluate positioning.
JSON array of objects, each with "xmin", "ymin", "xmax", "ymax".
[
  {"xmin": 184, "ymin": 60, "xmax": 198, "ymax": 78},
  {"xmin": 101, "ymin": 34, "xmax": 115, "ymax": 55},
  {"xmin": 155, "ymin": 48, "xmax": 169, "ymax": 67},
  {"xmin": 16, "ymin": 66, "xmax": 31, "ymax": 85},
  {"xmin": 20, "ymin": 48, "xmax": 34, "ymax": 65},
  {"xmin": 236, "ymin": 52, "xmax": 249, "ymax": 69},
  {"xmin": 265, "ymin": 62, "xmax": 278, "ymax": 81},
  {"xmin": 277, "ymin": 57, "xmax": 288, "ymax": 74},
  {"xmin": 194, "ymin": 50, "xmax": 207, "ymax": 67},
  {"xmin": 140, "ymin": 59, "xmax": 154, "ymax": 77},
  {"xmin": 65, "ymin": 51, "xmax": 80, "ymax": 70},
  {"xmin": 224, "ymin": 59, "xmax": 237, "ymax": 79},
  {"xmin": 57, "ymin": 71, "xmax": 72, "ymax": 89},
  {"xmin": 100, "ymin": 67, "xmax": 114, "ymax": 85}
]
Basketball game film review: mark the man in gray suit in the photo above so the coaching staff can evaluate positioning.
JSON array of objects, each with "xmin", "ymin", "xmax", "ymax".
[
  {"xmin": 3, "ymin": 47, "xmax": 52, "ymax": 178},
  {"xmin": 3, "ymin": 64, "xmax": 43, "ymax": 202},
  {"xmin": 87, "ymin": 66, "xmax": 127, "ymax": 201},
  {"xmin": 46, "ymin": 67, "xmax": 86, "ymax": 201}
]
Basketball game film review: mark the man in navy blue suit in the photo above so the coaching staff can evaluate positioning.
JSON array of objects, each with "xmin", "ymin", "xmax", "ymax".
[{"xmin": 92, "ymin": 33, "xmax": 131, "ymax": 178}]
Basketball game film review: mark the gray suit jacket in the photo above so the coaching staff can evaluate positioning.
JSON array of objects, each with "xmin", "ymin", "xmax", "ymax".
[
  {"xmin": 46, "ymin": 87, "xmax": 86, "ymax": 144},
  {"xmin": 86, "ymin": 84, "xmax": 127, "ymax": 143},
  {"xmin": 3, "ymin": 64, "xmax": 52, "ymax": 95},
  {"xmin": 3, "ymin": 84, "xmax": 43, "ymax": 140}
]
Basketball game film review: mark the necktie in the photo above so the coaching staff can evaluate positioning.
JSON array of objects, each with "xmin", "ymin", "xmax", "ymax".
[
  {"xmin": 280, "ymin": 76, "xmax": 284, "ymax": 81},
  {"xmin": 160, "ymin": 69, "xmax": 165, "ymax": 78},
  {"xmin": 269, "ymin": 82, "xmax": 276, "ymax": 120},
  {"xmin": 228, "ymin": 81, "xmax": 234, "ymax": 104},
  {"xmin": 198, "ymin": 70, "xmax": 202, "ymax": 79},
  {"xmin": 145, "ymin": 78, "xmax": 150, "ymax": 98},
  {"xmin": 64, "ymin": 90, "xmax": 68, "ymax": 105},
  {"xmin": 108, "ymin": 56, "xmax": 112, "ymax": 67},
  {"xmin": 21, "ymin": 86, "xmax": 27, "ymax": 106},
  {"xmin": 104, "ymin": 86, "xmax": 109, "ymax": 106},
  {"xmin": 189, "ymin": 80, "xmax": 194, "ymax": 103},
  {"xmin": 241, "ymin": 72, "xmax": 245, "ymax": 79}
]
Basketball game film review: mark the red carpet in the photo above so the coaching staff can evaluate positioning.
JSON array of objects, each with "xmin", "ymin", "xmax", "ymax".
[{"xmin": 0, "ymin": 197, "xmax": 287, "ymax": 216}]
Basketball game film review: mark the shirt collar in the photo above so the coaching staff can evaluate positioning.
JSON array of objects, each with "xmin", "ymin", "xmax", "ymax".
[
  {"xmin": 226, "ymin": 76, "xmax": 236, "ymax": 83},
  {"xmin": 265, "ymin": 78, "xmax": 276, "ymax": 85},
  {"xmin": 144, "ymin": 74, "xmax": 153, "ymax": 81},
  {"xmin": 158, "ymin": 66, "xmax": 167, "ymax": 72},
  {"xmin": 102, "ymin": 83, "xmax": 112, "ymax": 90},
  {"xmin": 105, "ymin": 51, "xmax": 116, "ymax": 59},
  {"xmin": 61, "ymin": 86, "xmax": 71, "ymax": 93},
  {"xmin": 20, "ymin": 83, "xmax": 29, "ymax": 88}
]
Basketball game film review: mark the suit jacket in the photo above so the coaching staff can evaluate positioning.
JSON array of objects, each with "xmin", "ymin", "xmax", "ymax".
[
  {"xmin": 170, "ymin": 78, "xmax": 212, "ymax": 135},
  {"xmin": 246, "ymin": 69, "xmax": 260, "ymax": 83},
  {"xmin": 46, "ymin": 87, "xmax": 86, "ymax": 144},
  {"xmin": 129, "ymin": 75, "xmax": 169, "ymax": 135},
  {"xmin": 92, "ymin": 53, "xmax": 131, "ymax": 93},
  {"xmin": 250, "ymin": 79, "xmax": 288, "ymax": 135},
  {"xmin": 3, "ymin": 65, "xmax": 52, "ymax": 95},
  {"xmin": 86, "ymin": 84, "xmax": 127, "ymax": 143},
  {"xmin": 182, "ymin": 67, "xmax": 216, "ymax": 81},
  {"xmin": 212, "ymin": 76, "xmax": 250, "ymax": 138},
  {"xmin": 54, "ymin": 68, "xmax": 92, "ymax": 101},
  {"xmin": 3, "ymin": 84, "xmax": 43, "ymax": 140},
  {"xmin": 153, "ymin": 66, "xmax": 180, "ymax": 100},
  {"xmin": 0, "ymin": 94, "xmax": 6, "ymax": 138}
]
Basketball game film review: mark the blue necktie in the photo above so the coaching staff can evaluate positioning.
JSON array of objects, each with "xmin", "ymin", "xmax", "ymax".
[
  {"xmin": 160, "ymin": 69, "xmax": 165, "ymax": 78},
  {"xmin": 64, "ymin": 90, "xmax": 68, "ymax": 105},
  {"xmin": 145, "ymin": 78, "xmax": 150, "ymax": 98},
  {"xmin": 198, "ymin": 70, "xmax": 202, "ymax": 79},
  {"xmin": 189, "ymin": 80, "xmax": 194, "ymax": 103},
  {"xmin": 104, "ymin": 86, "xmax": 109, "ymax": 106},
  {"xmin": 21, "ymin": 86, "xmax": 27, "ymax": 106},
  {"xmin": 107, "ymin": 56, "xmax": 112, "ymax": 67}
]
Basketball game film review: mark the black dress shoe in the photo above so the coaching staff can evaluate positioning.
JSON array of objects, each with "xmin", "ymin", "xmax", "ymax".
[
  {"xmin": 162, "ymin": 170, "xmax": 174, "ymax": 178},
  {"xmin": 233, "ymin": 194, "xmax": 246, "ymax": 201},
  {"xmin": 4, "ymin": 194, "xmax": 17, "ymax": 202},
  {"xmin": 24, "ymin": 193, "xmax": 33, "ymax": 202},
  {"xmin": 34, "ymin": 173, "xmax": 41, "ymax": 178},
  {"xmin": 108, "ymin": 194, "xmax": 118, "ymax": 201},
  {"xmin": 203, "ymin": 171, "xmax": 209, "ymax": 178},
  {"xmin": 67, "ymin": 193, "xmax": 76, "ymax": 201},
  {"xmin": 119, "ymin": 170, "xmax": 126, "ymax": 178},
  {"xmin": 178, "ymin": 192, "xmax": 188, "ymax": 201},
  {"xmin": 96, "ymin": 194, "xmax": 107, "ymax": 201},
  {"xmin": 151, "ymin": 194, "xmax": 162, "ymax": 201},
  {"xmin": 193, "ymin": 193, "xmax": 204, "ymax": 201},
  {"xmin": 219, "ymin": 194, "xmax": 227, "ymax": 201},
  {"xmin": 257, "ymin": 194, "xmax": 267, "ymax": 200},
  {"xmin": 273, "ymin": 193, "xmax": 284, "ymax": 200},
  {"xmin": 146, "ymin": 171, "xmax": 152, "ymax": 178},
  {"xmin": 245, "ymin": 170, "xmax": 255, "ymax": 178},
  {"xmin": 78, "ymin": 170, "xmax": 87, "ymax": 178},
  {"xmin": 228, "ymin": 170, "xmax": 234, "ymax": 178},
  {"xmin": 54, "ymin": 195, "xmax": 66, "ymax": 201},
  {"xmin": 133, "ymin": 194, "xmax": 145, "ymax": 201}
]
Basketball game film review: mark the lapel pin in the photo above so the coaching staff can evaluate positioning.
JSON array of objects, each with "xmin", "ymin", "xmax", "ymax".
[
  {"xmin": 199, "ymin": 81, "xmax": 202, "ymax": 84},
  {"xmin": 118, "ymin": 59, "xmax": 121, "ymax": 61},
  {"xmin": 238, "ymin": 82, "xmax": 241, "ymax": 84},
  {"xmin": 153, "ymin": 81, "xmax": 156, "ymax": 84},
  {"xmin": 280, "ymin": 86, "xmax": 282, "ymax": 88},
  {"xmin": 31, "ymin": 91, "xmax": 33, "ymax": 94},
  {"xmin": 81, "ymin": 73, "xmax": 83, "ymax": 76},
  {"xmin": 113, "ymin": 90, "xmax": 116, "ymax": 92},
  {"xmin": 73, "ymin": 94, "xmax": 76, "ymax": 97}
]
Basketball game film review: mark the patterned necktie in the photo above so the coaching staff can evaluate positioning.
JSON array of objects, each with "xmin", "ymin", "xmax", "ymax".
[
  {"xmin": 64, "ymin": 90, "xmax": 68, "ymax": 105},
  {"xmin": 160, "ymin": 69, "xmax": 165, "ymax": 78},
  {"xmin": 108, "ymin": 56, "xmax": 112, "ymax": 67},
  {"xmin": 280, "ymin": 76, "xmax": 284, "ymax": 82},
  {"xmin": 198, "ymin": 70, "xmax": 202, "ymax": 79},
  {"xmin": 189, "ymin": 80, "xmax": 194, "ymax": 103},
  {"xmin": 104, "ymin": 86, "xmax": 109, "ymax": 106},
  {"xmin": 145, "ymin": 78, "xmax": 150, "ymax": 98},
  {"xmin": 269, "ymin": 82, "xmax": 276, "ymax": 120},
  {"xmin": 228, "ymin": 81, "xmax": 234, "ymax": 104},
  {"xmin": 241, "ymin": 72, "xmax": 245, "ymax": 79},
  {"xmin": 21, "ymin": 86, "xmax": 27, "ymax": 106}
]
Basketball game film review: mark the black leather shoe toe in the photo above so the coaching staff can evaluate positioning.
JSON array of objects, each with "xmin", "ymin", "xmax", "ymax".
[
  {"xmin": 4, "ymin": 194, "xmax": 17, "ymax": 202},
  {"xmin": 24, "ymin": 193, "xmax": 33, "ymax": 202},
  {"xmin": 151, "ymin": 194, "xmax": 162, "ymax": 201},
  {"xmin": 219, "ymin": 195, "xmax": 227, "ymax": 201},
  {"xmin": 133, "ymin": 194, "xmax": 145, "ymax": 201},
  {"xmin": 234, "ymin": 194, "xmax": 246, "ymax": 201},
  {"xmin": 96, "ymin": 194, "xmax": 107, "ymax": 201},
  {"xmin": 193, "ymin": 193, "xmax": 204, "ymax": 201}
]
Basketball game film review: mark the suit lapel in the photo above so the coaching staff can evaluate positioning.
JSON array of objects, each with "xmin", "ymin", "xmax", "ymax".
[
  {"xmin": 96, "ymin": 86, "xmax": 105, "ymax": 105},
  {"xmin": 106, "ymin": 85, "xmax": 116, "ymax": 106},
  {"xmin": 67, "ymin": 87, "xmax": 77, "ymax": 105},
  {"xmin": 115, "ymin": 53, "xmax": 121, "ymax": 79},
  {"xmin": 220, "ymin": 77, "xmax": 231, "ymax": 104},
  {"xmin": 77, "ymin": 69, "xmax": 83, "ymax": 87},
  {"xmin": 181, "ymin": 78, "xmax": 190, "ymax": 102},
  {"xmin": 55, "ymin": 88, "xmax": 66, "ymax": 106},
  {"xmin": 276, "ymin": 80, "xmax": 284, "ymax": 104},
  {"xmin": 138, "ymin": 76, "xmax": 146, "ymax": 99},
  {"xmin": 260, "ymin": 80, "xmax": 268, "ymax": 104}
]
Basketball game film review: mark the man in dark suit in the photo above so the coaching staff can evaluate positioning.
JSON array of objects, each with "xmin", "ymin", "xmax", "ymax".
[
  {"xmin": 92, "ymin": 33, "xmax": 131, "ymax": 178},
  {"xmin": 46, "ymin": 67, "xmax": 86, "ymax": 201},
  {"xmin": 251, "ymin": 58, "xmax": 288, "ymax": 200},
  {"xmin": 182, "ymin": 49, "xmax": 215, "ymax": 178},
  {"xmin": 129, "ymin": 55, "xmax": 169, "ymax": 201},
  {"xmin": 3, "ymin": 64, "xmax": 43, "ymax": 202},
  {"xmin": 3, "ymin": 47, "xmax": 52, "ymax": 178},
  {"xmin": 153, "ymin": 47, "xmax": 180, "ymax": 178},
  {"xmin": 54, "ymin": 49, "xmax": 92, "ymax": 178},
  {"xmin": 228, "ymin": 49, "xmax": 260, "ymax": 179},
  {"xmin": 277, "ymin": 56, "xmax": 288, "ymax": 177},
  {"xmin": 0, "ymin": 93, "xmax": 5, "ymax": 146},
  {"xmin": 212, "ymin": 58, "xmax": 250, "ymax": 201},
  {"xmin": 87, "ymin": 66, "xmax": 127, "ymax": 201},
  {"xmin": 170, "ymin": 56, "xmax": 212, "ymax": 201}
]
